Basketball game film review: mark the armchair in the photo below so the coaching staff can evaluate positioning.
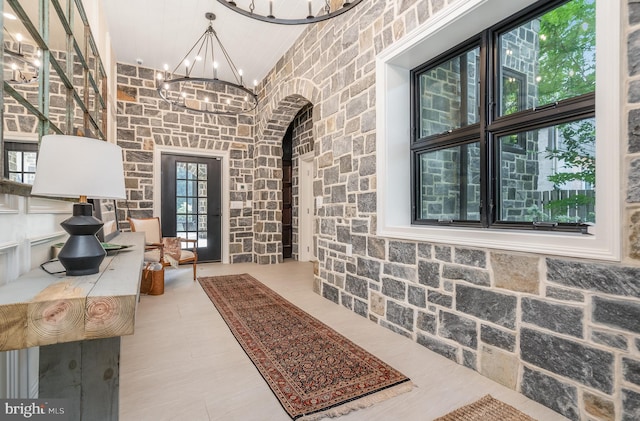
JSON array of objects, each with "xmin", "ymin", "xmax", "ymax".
[{"xmin": 128, "ymin": 217, "xmax": 198, "ymax": 280}]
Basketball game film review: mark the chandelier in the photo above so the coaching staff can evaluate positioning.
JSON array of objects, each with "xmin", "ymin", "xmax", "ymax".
[
  {"xmin": 215, "ymin": 0, "xmax": 364, "ymax": 25},
  {"xmin": 156, "ymin": 13, "xmax": 258, "ymax": 115}
]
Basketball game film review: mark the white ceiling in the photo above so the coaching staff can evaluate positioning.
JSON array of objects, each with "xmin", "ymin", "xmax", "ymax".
[{"xmin": 103, "ymin": 0, "xmax": 312, "ymax": 83}]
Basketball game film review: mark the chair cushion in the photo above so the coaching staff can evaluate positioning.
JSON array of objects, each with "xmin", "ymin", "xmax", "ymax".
[{"xmin": 180, "ymin": 250, "xmax": 196, "ymax": 261}]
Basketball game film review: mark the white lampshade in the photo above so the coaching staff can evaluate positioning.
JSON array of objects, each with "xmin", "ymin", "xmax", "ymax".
[{"xmin": 31, "ymin": 135, "xmax": 126, "ymax": 200}]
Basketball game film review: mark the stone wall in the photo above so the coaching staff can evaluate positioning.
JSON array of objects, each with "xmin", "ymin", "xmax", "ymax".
[
  {"xmin": 115, "ymin": 63, "xmax": 255, "ymax": 263},
  {"xmin": 252, "ymin": 1, "xmax": 640, "ymax": 420}
]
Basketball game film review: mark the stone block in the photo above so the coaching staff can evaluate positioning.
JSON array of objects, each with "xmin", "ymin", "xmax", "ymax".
[
  {"xmin": 480, "ymin": 346, "xmax": 517, "ymax": 389},
  {"xmin": 367, "ymin": 237, "xmax": 386, "ymax": 259},
  {"xmin": 443, "ymin": 265, "xmax": 490, "ymax": 286},
  {"xmin": 491, "ymin": 252, "xmax": 539, "ymax": 293},
  {"xmin": 389, "ymin": 241, "xmax": 417, "ymax": 264},
  {"xmin": 381, "ymin": 277, "xmax": 406, "ymax": 300},
  {"xmin": 383, "ymin": 263, "xmax": 416, "ymax": 281},
  {"xmin": 418, "ymin": 261, "xmax": 440, "ymax": 288},
  {"xmin": 435, "ymin": 245, "xmax": 451, "ymax": 262},
  {"xmin": 546, "ymin": 286, "xmax": 584, "ymax": 302},
  {"xmin": 370, "ymin": 292, "xmax": 385, "ymax": 316},
  {"xmin": 357, "ymin": 192, "xmax": 376, "ymax": 213},
  {"xmin": 632, "ymin": 2, "xmax": 640, "ymax": 25},
  {"xmin": 456, "ymin": 284, "xmax": 516, "ymax": 329},
  {"xmin": 438, "ymin": 311, "xmax": 477, "ymax": 349},
  {"xmin": 454, "ymin": 248, "xmax": 486, "ymax": 268},
  {"xmin": 463, "ymin": 349, "xmax": 476, "ymax": 370},
  {"xmin": 623, "ymin": 357, "xmax": 640, "ymax": 387},
  {"xmin": 353, "ymin": 299, "xmax": 368, "ymax": 318},
  {"xmin": 591, "ymin": 330, "xmax": 628, "ymax": 350},
  {"xmin": 520, "ymin": 328, "xmax": 614, "ymax": 393},
  {"xmin": 630, "ymin": 210, "xmax": 640, "ymax": 260},
  {"xmin": 623, "ymin": 389, "xmax": 640, "ymax": 421},
  {"xmin": 631, "ymin": 109, "xmax": 640, "ymax": 154},
  {"xmin": 547, "ymin": 259, "xmax": 640, "ymax": 297},
  {"xmin": 416, "ymin": 311, "xmax": 436, "ymax": 334},
  {"xmin": 416, "ymin": 334, "xmax": 458, "ymax": 362},
  {"xmin": 480, "ymin": 325, "xmax": 515, "ymax": 352},
  {"xmin": 408, "ymin": 285, "xmax": 426, "ymax": 308},
  {"xmin": 521, "ymin": 366, "xmax": 579, "ymax": 421},
  {"xmin": 593, "ymin": 296, "xmax": 640, "ymax": 334},
  {"xmin": 583, "ymin": 391, "xmax": 615, "ymax": 421},
  {"xmin": 322, "ymin": 283, "xmax": 339, "ymax": 304},
  {"xmin": 427, "ymin": 291, "xmax": 452, "ymax": 308},
  {"xmin": 521, "ymin": 298, "xmax": 583, "ymax": 338},
  {"xmin": 630, "ymin": 30, "xmax": 640, "ymax": 76},
  {"xmin": 418, "ymin": 243, "xmax": 432, "ymax": 259},
  {"xmin": 386, "ymin": 301, "xmax": 414, "ymax": 332},
  {"xmin": 629, "ymin": 159, "xmax": 640, "ymax": 202},
  {"xmin": 356, "ymin": 257, "xmax": 380, "ymax": 282},
  {"xmin": 345, "ymin": 274, "xmax": 368, "ymax": 299}
]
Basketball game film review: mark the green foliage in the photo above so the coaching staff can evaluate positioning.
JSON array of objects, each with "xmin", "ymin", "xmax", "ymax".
[
  {"xmin": 537, "ymin": 0, "xmax": 596, "ymax": 104},
  {"xmin": 538, "ymin": 0, "xmax": 596, "ymax": 223}
]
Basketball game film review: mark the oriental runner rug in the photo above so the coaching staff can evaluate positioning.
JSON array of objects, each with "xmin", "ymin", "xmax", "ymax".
[
  {"xmin": 198, "ymin": 273, "xmax": 412, "ymax": 420},
  {"xmin": 434, "ymin": 395, "xmax": 537, "ymax": 421}
]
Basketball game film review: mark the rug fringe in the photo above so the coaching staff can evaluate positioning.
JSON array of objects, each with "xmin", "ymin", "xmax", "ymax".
[{"xmin": 298, "ymin": 381, "xmax": 415, "ymax": 421}]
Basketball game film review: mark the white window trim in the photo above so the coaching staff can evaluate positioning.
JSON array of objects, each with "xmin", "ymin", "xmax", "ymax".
[{"xmin": 376, "ymin": 0, "xmax": 621, "ymax": 261}]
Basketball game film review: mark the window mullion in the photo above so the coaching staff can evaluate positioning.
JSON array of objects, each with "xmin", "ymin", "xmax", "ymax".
[{"xmin": 480, "ymin": 29, "xmax": 492, "ymax": 228}]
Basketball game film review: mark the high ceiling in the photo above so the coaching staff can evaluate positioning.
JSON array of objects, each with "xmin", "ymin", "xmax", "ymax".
[{"xmin": 103, "ymin": 0, "xmax": 310, "ymax": 83}]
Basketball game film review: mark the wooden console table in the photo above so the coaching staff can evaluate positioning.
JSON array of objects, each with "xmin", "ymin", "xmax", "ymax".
[{"xmin": 0, "ymin": 231, "xmax": 144, "ymax": 420}]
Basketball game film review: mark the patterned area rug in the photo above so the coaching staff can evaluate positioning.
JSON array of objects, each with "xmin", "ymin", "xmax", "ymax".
[
  {"xmin": 198, "ymin": 274, "xmax": 412, "ymax": 420},
  {"xmin": 434, "ymin": 395, "xmax": 537, "ymax": 421}
]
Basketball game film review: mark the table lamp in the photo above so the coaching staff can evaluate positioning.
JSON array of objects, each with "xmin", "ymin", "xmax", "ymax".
[{"xmin": 31, "ymin": 135, "xmax": 126, "ymax": 276}]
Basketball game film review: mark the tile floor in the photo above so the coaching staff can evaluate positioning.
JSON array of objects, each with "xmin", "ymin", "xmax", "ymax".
[{"xmin": 120, "ymin": 260, "xmax": 568, "ymax": 421}]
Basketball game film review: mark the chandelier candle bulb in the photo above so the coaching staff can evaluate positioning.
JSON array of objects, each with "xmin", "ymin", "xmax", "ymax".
[
  {"xmin": 308, "ymin": 0, "xmax": 313, "ymax": 18},
  {"xmin": 268, "ymin": 0, "xmax": 274, "ymax": 18}
]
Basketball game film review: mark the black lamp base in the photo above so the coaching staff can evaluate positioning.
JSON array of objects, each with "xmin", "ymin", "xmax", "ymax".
[{"xmin": 58, "ymin": 202, "xmax": 106, "ymax": 276}]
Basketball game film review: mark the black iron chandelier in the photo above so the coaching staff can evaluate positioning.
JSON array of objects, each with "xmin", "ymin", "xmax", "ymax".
[
  {"xmin": 215, "ymin": 0, "xmax": 364, "ymax": 25},
  {"xmin": 156, "ymin": 13, "xmax": 258, "ymax": 115}
]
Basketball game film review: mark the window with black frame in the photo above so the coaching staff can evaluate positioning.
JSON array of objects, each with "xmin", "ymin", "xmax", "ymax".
[
  {"xmin": 410, "ymin": 0, "xmax": 595, "ymax": 232},
  {"xmin": 3, "ymin": 141, "xmax": 38, "ymax": 184}
]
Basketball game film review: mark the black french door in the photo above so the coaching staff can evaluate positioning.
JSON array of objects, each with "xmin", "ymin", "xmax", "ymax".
[{"xmin": 161, "ymin": 154, "xmax": 222, "ymax": 262}]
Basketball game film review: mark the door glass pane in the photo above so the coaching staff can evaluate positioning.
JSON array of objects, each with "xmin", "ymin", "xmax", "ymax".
[
  {"xmin": 187, "ymin": 163, "xmax": 197, "ymax": 179},
  {"xmin": 498, "ymin": 0, "xmax": 595, "ymax": 116},
  {"xmin": 418, "ymin": 46, "xmax": 480, "ymax": 138},
  {"xmin": 176, "ymin": 180, "xmax": 186, "ymax": 196},
  {"xmin": 417, "ymin": 142, "xmax": 481, "ymax": 221},
  {"xmin": 176, "ymin": 162, "xmax": 186, "ymax": 178},
  {"xmin": 498, "ymin": 117, "xmax": 595, "ymax": 223},
  {"xmin": 198, "ymin": 163, "xmax": 207, "ymax": 178},
  {"xmin": 187, "ymin": 180, "xmax": 196, "ymax": 196}
]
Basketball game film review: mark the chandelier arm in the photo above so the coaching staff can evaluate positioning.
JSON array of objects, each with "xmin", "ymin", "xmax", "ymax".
[
  {"xmin": 211, "ymin": 30, "xmax": 242, "ymax": 85},
  {"xmin": 215, "ymin": 0, "xmax": 364, "ymax": 25},
  {"xmin": 171, "ymin": 29, "xmax": 209, "ymax": 76}
]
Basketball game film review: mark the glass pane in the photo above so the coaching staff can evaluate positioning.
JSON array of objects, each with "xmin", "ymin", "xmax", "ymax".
[
  {"xmin": 198, "ymin": 163, "xmax": 207, "ymax": 179},
  {"xmin": 198, "ymin": 181, "xmax": 207, "ymax": 197},
  {"xmin": 417, "ymin": 142, "xmax": 481, "ymax": 221},
  {"xmin": 498, "ymin": 117, "xmax": 595, "ymax": 223},
  {"xmin": 8, "ymin": 151, "xmax": 23, "ymax": 171},
  {"xmin": 24, "ymin": 151, "xmax": 37, "ymax": 172},
  {"xmin": 176, "ymin": 197, "xmax": 187, "ymax": 214},
  {"xmin": 176, "ymin": 180, "xmax": 186, "ymax": 196},
  {"xmin": 187, "ymin": 163, "xmax": 197, "ymax": 180},
  {"xmin": 176, "ymin": 214, "xmax": 186, "ymax": 231},
  {"xmin": 176, "ymin": 162, "xmax": 186, "ymax": 179},
  {"xmin": 23, "ymin": 173, "xmax": 35, "ymax": 184},
  {"xmin": 187, "ymin": 180, "xmax": 196, "ymax": 196},
  {"xmin": 418, "ymin": 47, "xmax": 480, "ymax": 138},
  {"xmin": 9, "ymin": 173, "xmax": 22, "ymax": 182},
  {"xmin": 498, "ymin": 0, "xmax": 595, "ymax": 116},
  {"xmin": 198, "ymin": 215, "xmax": 207, "ymax": 232},
  {"xmin": 198, "ymin": 198, "xmax": 207, "ymax": 213}
]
